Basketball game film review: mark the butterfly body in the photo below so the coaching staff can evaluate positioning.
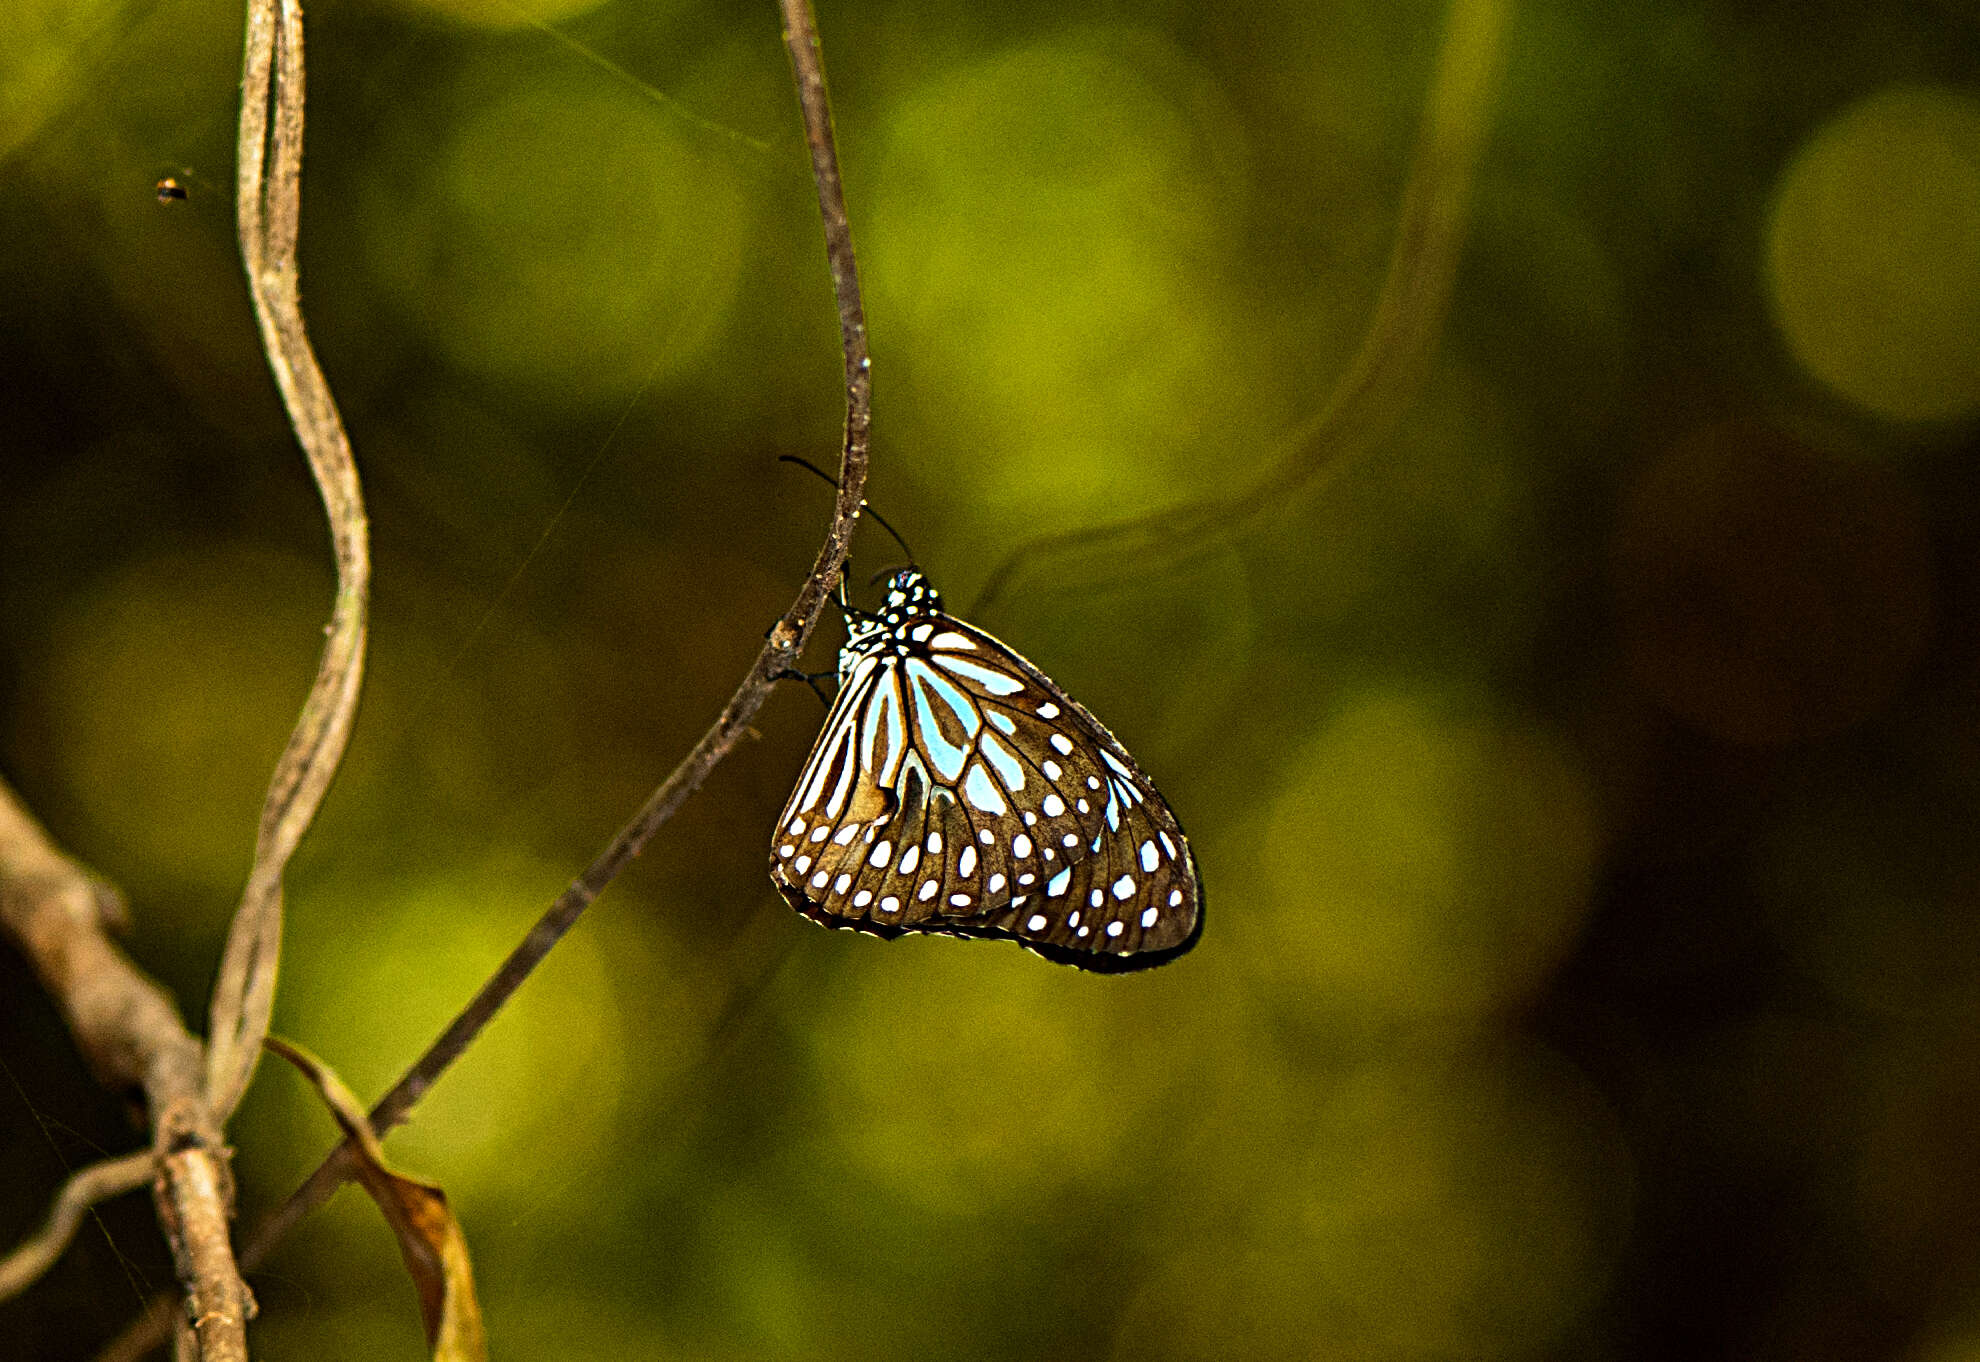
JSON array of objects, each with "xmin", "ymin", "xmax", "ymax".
[{"xmin": 771, "ymin": 567, "xmax": 1202, "ymax": 971}]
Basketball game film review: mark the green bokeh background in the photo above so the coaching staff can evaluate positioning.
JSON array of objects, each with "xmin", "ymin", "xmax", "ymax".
[{"xmin": 4, "ymin": 1, "xmax": 1980, "ymax": 1359}]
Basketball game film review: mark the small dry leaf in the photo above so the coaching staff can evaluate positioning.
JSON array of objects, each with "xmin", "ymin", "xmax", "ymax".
[{"xmin": 264, "ymin": 1036, "xmax": 488, "ymax": 1362}]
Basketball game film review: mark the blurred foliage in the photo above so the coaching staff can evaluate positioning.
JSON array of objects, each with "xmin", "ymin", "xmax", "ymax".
[{"xmin": 2, "ymin": 0, "xmax": 1979, "ymax": 1360}]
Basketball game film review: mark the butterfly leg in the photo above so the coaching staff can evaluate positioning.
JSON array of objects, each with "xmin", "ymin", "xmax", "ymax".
[{"xmin": 770, "ymin": 665, "xmax": 836, "ymax": 707}]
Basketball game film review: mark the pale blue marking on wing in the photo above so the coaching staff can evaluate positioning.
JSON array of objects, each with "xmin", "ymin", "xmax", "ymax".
[
  {"xmin": 963, "ymin": 763, "xmax": 1007, "ymax": 815},
  {"xmin": 978, "ymin": 730, "xmax": 1026, "ymax": 792},
  {"xmin": 906, "ymin": 660, "xmax": 976, "ymax": 782},
  {"xmin": 824, "ymin": 722, "xmax": 857, "ymax": 817},
  {"xmin": 799, "ymin": 665, "xmax": 872, "ymax": 813},
  {"xmin": 859, "ymin": 663, "xmax": 906, "ymax": 786},
  {"xmin": 907, "ymin": 659, "xmax": 982, "ymax": 737},
  {"xmin": 933, "ymin": 654, "xmax": 1027, "ymax": 696}
]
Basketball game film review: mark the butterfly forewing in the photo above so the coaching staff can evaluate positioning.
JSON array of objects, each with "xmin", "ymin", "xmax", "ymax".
[{"xmin": 771, "ymin": 568, "xmax": 1201, "ymax": 970}]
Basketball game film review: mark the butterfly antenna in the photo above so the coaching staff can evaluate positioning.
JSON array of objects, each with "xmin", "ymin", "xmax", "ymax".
[{"xmin": 776, "ymin": 455, "xmax": 918, "ymax": 563}]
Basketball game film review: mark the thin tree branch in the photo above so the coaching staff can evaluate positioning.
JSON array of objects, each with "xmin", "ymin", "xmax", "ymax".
[
  {"xmin": 97, "ymin": 1, "xmax": 870, "ymax": 1354},
  {"xmin": 0, "ymin": 780, "xmax": 250, "ymax": 1361},
  {"xmin": 152, "ymin": 1102, "xmax": 252, "ymax": 1362},
  {"xmin": 204, "ymin": 0, "xmax": 372, "ymax": 1126},
  {"xmin": 969, "ymin": 0, "xmax": 1509, "ymax": 617},
  {"xmin": 26, "ymin": 0, "xmax": 369, "ymax": 1350},
  {"xmin": 0, "ymin": 1151, "xmax": 152, "ymax": 1303}
]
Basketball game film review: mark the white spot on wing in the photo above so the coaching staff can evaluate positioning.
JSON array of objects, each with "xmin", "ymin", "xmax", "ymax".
[
  {"xmin": 1042, "ymin": 794, "xmax": 1066, "ymax": 817},
  {"xmin": 1112, "ymin": 875, "xmax": 1135, "ymax": 899},
  {"xmin": 1026, "ymin": 913, "xmax": 1047, "ymax": 931},
  {"xmin": 1140, "ymin": 906, "xmax": 1158, "ymax": 927},
  {"xmin": 1049, "ymin": 733, "xmax": 1074, "ymax": 755},
  {"xmin": 1140, "ymin": 839, "xmax": 1159, "ymax": 873}
]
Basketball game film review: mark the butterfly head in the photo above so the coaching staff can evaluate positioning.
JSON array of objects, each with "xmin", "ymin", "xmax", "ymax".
[
  {"xmin": 876, "ymin": 566, "xmax": 940, "ymax": 615},
  {"xmin": 839, "ymin": 566, "xmax": 941, "ymax": 672}
]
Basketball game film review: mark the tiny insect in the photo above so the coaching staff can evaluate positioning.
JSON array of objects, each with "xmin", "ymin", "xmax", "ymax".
[
  {"xmin": 155, "ymin": 177, "xmax": 188, "ymax": 203},
  {"xmin": 770, "ymin": 477, "xmax": 1202, "ymax": 972}
]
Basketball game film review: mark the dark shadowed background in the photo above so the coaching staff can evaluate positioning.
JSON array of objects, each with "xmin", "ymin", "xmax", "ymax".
[{"xmin": 4, "ymin": 0, "xmax": 1980, "ymax": 1358}]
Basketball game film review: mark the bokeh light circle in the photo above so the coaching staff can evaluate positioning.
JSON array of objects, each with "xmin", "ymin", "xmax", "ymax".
[
  {"xmin": 797, "ymin": 939, "xmax": 1186, "ymax": 1215},
  {"xmin": 1113, "ymin": 1044, "xmax": 1631, "ymax": 1361},
  {"xmin": 361, "ymin": 64, "xmax": 753, "ymax": 413},
  {"xmin": 242, "ymin": 855, "xmax": 657, "ymax": 1203},
  {"xmin": 866, "ymin": 30, "xmax": 1254, "ymax": 524},
  {"xmin": 32, "ymin": 544, "xmax": 331, "ymax": 893},
  {"xmin": 1765, "ymin": 85, "xmax": 1980, "ymax": 423},
  {"xmin": 1242, "ymin": 688, "xmax": 1599, "ymax": 1022},
  {"xmin": 0, "ymin": 0, "xmax": 128, "ymax": 160}
]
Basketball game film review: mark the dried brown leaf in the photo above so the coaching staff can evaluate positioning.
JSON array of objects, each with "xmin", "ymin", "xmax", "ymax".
[{"xmin": 264, "ymin": 1037, "xmax": 487, "ymax": 1362}]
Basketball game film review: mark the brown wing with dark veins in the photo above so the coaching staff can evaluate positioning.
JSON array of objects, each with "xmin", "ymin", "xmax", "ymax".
[{"xmin": 770, "ymin": 609, "xmax": 1201, "ymax": 971}]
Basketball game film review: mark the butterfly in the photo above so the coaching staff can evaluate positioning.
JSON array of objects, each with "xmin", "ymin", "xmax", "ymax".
[{"xmin": 771, "ymin": 565, "xmax": 1202, "ymax": 971}]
